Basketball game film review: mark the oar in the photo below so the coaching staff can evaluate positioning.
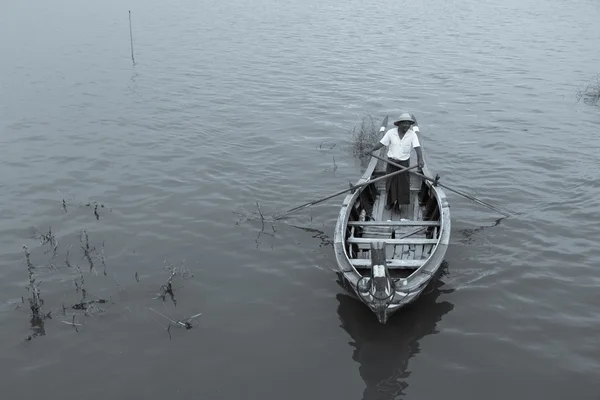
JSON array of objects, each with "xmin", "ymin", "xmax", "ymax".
[
  {"xmin": 370, "ymin": 153, "xmax": 511, "ymax": 218},
  {"xmin": 275, "ymin": 164, "xmax": 419, "ymax": 220}
]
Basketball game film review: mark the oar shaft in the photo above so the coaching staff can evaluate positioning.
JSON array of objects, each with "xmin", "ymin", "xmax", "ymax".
[
  {"xmin": 370, "ymin": 154, "xmax": 510, "ymax": 217},
  {"xmin": 277, "ymin": 164, "xmax": 418, "ymax": 218},
  {"xmin": 351, "ymin": 163, "xmax": 419, "ymax": 192}
]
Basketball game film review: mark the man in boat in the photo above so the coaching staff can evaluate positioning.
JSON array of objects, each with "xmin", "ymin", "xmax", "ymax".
[{"xmin": 364, "ymin": 113, "xmax": 424, "ymax": 212}]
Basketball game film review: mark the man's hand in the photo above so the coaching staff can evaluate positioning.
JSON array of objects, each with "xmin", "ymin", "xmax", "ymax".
[{"xmin": 418, "ymin": 160, "xmax": 424, "ymax": 168}]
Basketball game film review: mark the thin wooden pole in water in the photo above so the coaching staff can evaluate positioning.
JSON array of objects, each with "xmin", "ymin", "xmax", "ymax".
[{"xmin": 129, "ymin": 10, "xmax": 135, "ymax": 65}]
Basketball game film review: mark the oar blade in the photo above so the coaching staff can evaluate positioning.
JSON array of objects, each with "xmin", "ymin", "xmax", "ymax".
[{"xmin": 380, "ymin": 116, "xmax": 389, "ymax": 131}]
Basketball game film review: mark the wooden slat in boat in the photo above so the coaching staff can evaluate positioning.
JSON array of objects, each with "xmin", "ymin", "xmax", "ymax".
[
  {"xmin": 347, "ymin": 220, "xmax": 439, "ymax": 227},
  {"xmin": 347, "ymin": 238, "xmax": 438, "ymax": 245},
  {"xmin": 350, "ymin": 259, "xmax": 424, "ymax": 269}
]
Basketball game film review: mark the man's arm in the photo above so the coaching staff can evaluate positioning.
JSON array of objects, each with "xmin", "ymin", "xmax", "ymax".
[
  {"xmin": 364, "ymin": 142, "xmax": 384, "ymax": 155},
  {"xmin": 365, "ymin": 130, "xmax": 390, "ymax": 155},
  {"xmin": 414, "ymin": 146, "xmax": 424, "ymax": 168}
]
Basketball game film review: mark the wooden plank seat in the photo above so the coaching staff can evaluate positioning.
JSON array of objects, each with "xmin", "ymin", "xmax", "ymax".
[
  {"xmin": 347, "ymin": 238, "xmax": 438, "ymax": 245},
  {"xmin": 347, "ymin": 221, "xmax": 440, "ymax": 227},
  {"xmin": 350, "ymin": 259, "xmax": 425, "ymax": 269}
]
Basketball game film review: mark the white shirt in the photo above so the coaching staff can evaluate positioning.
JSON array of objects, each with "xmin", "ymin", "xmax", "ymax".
[{"xmin": 380, "ymin": 126, "xmax": 421, "ymax": 161}]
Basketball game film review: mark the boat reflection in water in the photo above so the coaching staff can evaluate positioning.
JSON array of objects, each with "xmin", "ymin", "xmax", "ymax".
[{"xmin": 336, "ymin": 264, "xmax": 454, "ymax": 399}]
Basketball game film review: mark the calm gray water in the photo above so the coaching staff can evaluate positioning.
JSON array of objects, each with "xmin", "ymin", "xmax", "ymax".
[{"xmin": 1, "ymin": 0, "xmax": 600, "ymax": 398}]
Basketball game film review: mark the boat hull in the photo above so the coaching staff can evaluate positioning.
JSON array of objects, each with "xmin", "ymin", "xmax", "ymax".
[{"xmin": 333, "ymin": 115, "xmax": 451, "ymax": 324}]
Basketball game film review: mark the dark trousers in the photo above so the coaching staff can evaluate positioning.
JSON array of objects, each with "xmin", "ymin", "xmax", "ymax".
[{"xmin": 386, "ymin": 158, "xmax": 411, "ymax": 207}]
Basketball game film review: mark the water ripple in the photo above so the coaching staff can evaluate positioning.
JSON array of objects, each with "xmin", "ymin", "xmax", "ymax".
[{"xmin": 1, "ymin": 0, "xmax": 600, "ymax": 397}]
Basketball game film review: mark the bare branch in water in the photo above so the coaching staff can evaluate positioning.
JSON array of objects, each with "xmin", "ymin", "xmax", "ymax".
[
  {"xmin": 23, "ymin": 245, "xmax": 46, "ymax": 338},
  {"xmin": 256, "ymin": 201, "xmax": 265, "ymax": 231},
  {"xmin": 254, "ymin": 202, "xmax": 276, "ymax": 250},
  {"xmin": 61, "ymin": 315, "xmax": 80, "ymax": 332},
  {"xmin": 317, "ymin": 141, "xmax": 336, "ymax": 150},
  {"xmin": 113, "ymin": 273, "xmax": 124, "ymax": 291},
  {"xmin": 101, "ymin": 241, "xmax": 107, "ymax": 276},
  {"xmin": 576, "ymin": 75, "xmax": 600, "ymax": 106},
  {"xmin": 61, "ymin": 320, "xmax": 83, "ymax": 327},
  {"xmin": 149, "ymin": 307, "xmax": 201, "ymax": 332},
  {"xmin": 154, "ymin": 260, "xmax": 195, "ymax": 307},
  {"xmin": 65, "ymin": 245, "xmax": 73, "ymax": 268},
  {"xmin": 157, "ymin": 268, "xmax": 177, "ymax": 306},
  {"xmin": 79, "ymin": 230, "xmax": 96, "ymax": 272},
  {"xmin": 35, "ymin": 226, "xmax": 58, "ymax": 259}
]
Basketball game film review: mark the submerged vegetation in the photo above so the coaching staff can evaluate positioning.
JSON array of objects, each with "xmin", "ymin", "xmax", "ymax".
[
  {"xmin": 576, "ymin": 74, "xmax": 600, "ymax": 106},
  {"xmin": 350, "ymin": 115, "xmax": 381, "ymax": 158},
  {"xmin": 16, "ymin": 195, "xmax": 200, "ymax": 341},
  {"xmin": 23, "ymin": 245, "xmax": 49, "ymax": 340}
]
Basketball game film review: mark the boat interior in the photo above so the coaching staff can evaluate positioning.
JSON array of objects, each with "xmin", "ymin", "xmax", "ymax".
[{"xmin": 345, "ymin": 158, "xmax": 442, "ymax": 279}]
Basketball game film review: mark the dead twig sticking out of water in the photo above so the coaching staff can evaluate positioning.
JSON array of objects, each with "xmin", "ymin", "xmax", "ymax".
[
  {"xmin": 255, "ymin": 225, "xmax": 276, "ymax": 250},
  {"xmin": 162, "ymin": 259, "xmax": 194, "ymax": 279},
  {"xmin": 323, "ymin": 156, "xmax": 338, "ymax": 175},
  {"xmin": 23, "ymin": 245, "xmax": 48, "ymax": 339},
  {"xmin": 74, "ymin": 257, "xmax": 86, "ymax": 297},
  {"xmin": 100, "ymin": 241, "xmax": 107, "ymax": 276},
  {"xmin": 73, "ymin": 299, "xmax": 107, "ymax": 317},
  {"xmin": 36, "ymin": 226, "xmax": 58, "ymax": 259},
  {"xmin": 113, "ymin": 273, "xmax": 124, "ymax": 291},
  {"xmin": 576, "ymin": 74, "xmax": 600, "ymax": 106},
  {"xmin": 84, "ymin": 201, "xmax": 111, "ymax": 217},
  {"xmin": 79, "ymin": 230, "xmax": 97, "ymax": 272},
  {"xmin": 61, "ymin": 315, "xmax": 82, "ymax": 332},
  {"xmin": 234, "ymin": 202, "xmax": 279, "ymax": 227},
  {"xmin": 290, "ymin": 224, "xmax": 334, "ymax": 248},
  {"xmin": 256, "ymin": 201, "xmax": 265, "ymax": 231},
  {"xmin": 70, "ymin": 257, "xmax": 108, "ymax": 315},
  {"xmin": 56, "ymin": 190, "xmax": 112, "ymax": 215},
  {"xmin": 57, "ymin": 194, "xmax": 111, "ymax": 219},
  {"xmin": 57, "ymin": 189, "xmax": 71, "ymax": 213},
  {"xmin": 234, "ymin": 202, "xmax": 278, "ymax": 249},
  {"xmin": 157, "ymin": 268, "xmax": 177, "ymax": 306},
  {"xmin": 317, "ymin": 141, "xmax": 336, "ymax": 150},
  {"xmin": 149, "ymin": 308, "xmax": 201, "ymax": 340},
  {"xmin": 69, "ymin": 249, "xmax": 106, "ymax": 314},
  {"xmin": 155, "ymin": 261, "xmax": 194, "ymax": 306},
  {"xmin": 254, "ymin": 201, "xmax": 276, "ymax": 250},
  {"xmin": 65, "ymin": 245, "xmax": 73, "ymax": 268}
]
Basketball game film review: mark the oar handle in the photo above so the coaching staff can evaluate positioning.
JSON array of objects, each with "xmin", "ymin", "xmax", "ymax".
[{"xmin": 370, "ymin": 153, "xmax": 432, "ymax": 181}]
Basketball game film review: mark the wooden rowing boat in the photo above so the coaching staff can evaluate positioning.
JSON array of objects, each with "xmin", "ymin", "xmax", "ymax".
[{"xmin": 333, "ymin": 115, "xmax": 451, "ymax": 324}]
